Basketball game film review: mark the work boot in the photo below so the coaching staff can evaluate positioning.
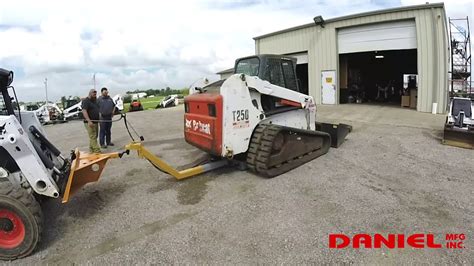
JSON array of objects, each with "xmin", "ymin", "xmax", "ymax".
[{"xmin": 108, "ymin": 143, "xmax": 115, "ymax": 146}]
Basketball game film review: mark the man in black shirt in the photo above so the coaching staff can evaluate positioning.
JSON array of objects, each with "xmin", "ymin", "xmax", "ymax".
[
  {"xmin": 98, "ymin": 87, "xmax": 115, "ymax": 148},
  {"xmin": 81, "ymin": 89, "xmax": 101, "ymax": 153}
]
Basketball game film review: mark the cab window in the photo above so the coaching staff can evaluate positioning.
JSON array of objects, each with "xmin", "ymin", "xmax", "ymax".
[
  {"xmin": 263, "ymin": 58, "xmax": 285, "ymax": 88},
  {"xmin": 282, "ymin": 60, "xmax": 297, "ymax": 91},
  {"xmin": 235, "ymin": 57, "xmax": 260, "ymax": 76},
  {"xmin": 0, "ymin": 94, "xmax": 8, "ymax": 115}
]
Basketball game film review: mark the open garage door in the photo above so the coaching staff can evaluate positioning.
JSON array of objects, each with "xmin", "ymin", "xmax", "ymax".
[
  {"xmin": 289, "ymin": 53, "xmax": 308, "ymax": 64},
  {"xmin": 338, "ymin": 20, "xmax": 418, "ymax": 107},
  {"xmin": 286, "ymin": 52, "xmax": 309, "ymax": 95},
  {"xmin": 339, "ymin": 50, "xmax": 417, "ymax": 105},
  {"xmin": 338, "ymin": 20, "xmax": 417, "ymax": 54},
  {"xmin": 289, "ymin": 53, "xmax": 309, "ymax": 95}
]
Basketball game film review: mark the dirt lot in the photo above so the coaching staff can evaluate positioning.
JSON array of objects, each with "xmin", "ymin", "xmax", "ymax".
[{"xmin": 14, "ymin": 104, "xmax": 473, "ymax": 264}]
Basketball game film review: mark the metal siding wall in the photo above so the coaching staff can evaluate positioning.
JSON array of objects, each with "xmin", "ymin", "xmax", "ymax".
[
  {"xmin": 418, "ymin": 10, "xmax": 429, "ymax": 112},
  {"xmin": 435, "ymin": 8, "xmax": 449, "ymax": 113},
  {"xmin": 257, "ymin": 7, "xmax": 448, "ymax": 112},
  {"xmin": 424, "ymin": 9, "xmax": 434, "ymax": 113},
  {"xmin": 415, "ymin": 13, "xmax": 424, "ymax": 111},
  {"xmin": 429, "ymin": 9, "xmax": 436, "ymax": 112},
  {"xmin": 415, "ymin": 8, "xmax": 448, "ymax": 114},
  {"xmin": 257, "ymin": 27, "xmax": 313, "ymax": 54}
]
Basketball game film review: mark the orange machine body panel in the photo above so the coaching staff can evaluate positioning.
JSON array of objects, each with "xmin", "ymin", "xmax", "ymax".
[{"xmin": 184, "ymin": 93, "xmax": 223, "ymax": 156}]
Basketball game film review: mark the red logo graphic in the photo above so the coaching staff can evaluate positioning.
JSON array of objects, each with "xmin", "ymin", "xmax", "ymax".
[{"xmin": 329, "ymin": 234, "xmax": 465, "ymax": 249}]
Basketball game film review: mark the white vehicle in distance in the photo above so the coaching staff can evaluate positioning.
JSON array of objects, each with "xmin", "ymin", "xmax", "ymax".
[{"xmin": 156, "ymin": 94, "xmax": 179, "ymax": 108}]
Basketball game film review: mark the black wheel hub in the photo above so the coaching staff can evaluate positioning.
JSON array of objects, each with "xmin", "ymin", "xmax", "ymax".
[{"xmin": 0, "ymin": 217, "xmax": 14, "ymax": 232}]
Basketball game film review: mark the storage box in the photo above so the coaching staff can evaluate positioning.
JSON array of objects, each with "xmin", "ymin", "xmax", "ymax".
[
  {"xmin": 409, "ymin": 89, "xmax": 417, "ymax": 109},
  {"xmin": 401, "ymin": 96, "xmax": 410, "ymax": 107}
]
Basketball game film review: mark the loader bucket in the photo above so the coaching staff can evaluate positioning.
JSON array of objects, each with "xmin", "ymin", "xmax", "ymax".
[
  {"xmin": 443, "ymin": 126, "xmax": 474, "ymax": 149},
  {"xmin": 316, "ymin": 122, "xmax": 352, "ymax": 148},
  {"xmin": 62, "ymin": 149, "xmax": 119, "ymax": 203}
]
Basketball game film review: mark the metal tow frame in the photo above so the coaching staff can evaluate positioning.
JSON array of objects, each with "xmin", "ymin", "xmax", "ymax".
[
  {"xmin": 62, "ymin": 142, "xmax": 228, "ymax": 203},
  {"xmin": 125, "ymin": 142, "xmax": 228, "ymax": 180}
]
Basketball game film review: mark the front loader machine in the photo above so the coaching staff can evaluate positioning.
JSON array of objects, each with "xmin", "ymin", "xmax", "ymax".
[
  {"xmin": 0, "ymin": 69, "xmax": 49, "ymax": 260},
  {"xmin": 443, "ymin": 97, "xmax": 474, "ymax": 149},
  {"xmin": 0, "ymin": 67, "xmax": 123, "ymax": 260}
]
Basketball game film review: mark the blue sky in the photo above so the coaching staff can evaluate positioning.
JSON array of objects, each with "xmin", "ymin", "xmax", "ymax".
[{"xmin": 0, "ymin": 0, "xmax": 472, "ymax": 102}]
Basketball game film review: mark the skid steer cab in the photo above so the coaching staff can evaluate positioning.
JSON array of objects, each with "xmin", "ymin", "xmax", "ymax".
[{"xmin": 0, "ymin": 68, "xmax": 122, "ymax": 260}]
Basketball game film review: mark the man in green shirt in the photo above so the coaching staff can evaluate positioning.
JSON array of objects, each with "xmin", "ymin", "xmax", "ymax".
[{"xmin": 81, "ymin": 89, "xmax": 101, "ymax": 153}]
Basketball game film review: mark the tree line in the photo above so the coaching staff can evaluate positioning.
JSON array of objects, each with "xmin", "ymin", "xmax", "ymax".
[
  {"xmin": 55, "ymin": 87, "xmax": 189, "ymax": 105},
  {"xmin": 126, "ymin": 87, "xmax": 188, "ymax": 97}
]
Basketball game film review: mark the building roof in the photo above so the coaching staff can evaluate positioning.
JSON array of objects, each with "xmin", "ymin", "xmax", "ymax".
[
  {"xmin": 216, "ymin": 68, "xmax": 234, "ymax": 74},
  {"xmin": 253, "ymin": 2, "xmax": 445, "ymax": 40}
]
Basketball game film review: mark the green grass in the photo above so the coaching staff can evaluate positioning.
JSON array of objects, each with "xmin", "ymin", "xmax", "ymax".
[{"xmin": 123, "ymin": 96, "xmax": 164, "ymax": 112}]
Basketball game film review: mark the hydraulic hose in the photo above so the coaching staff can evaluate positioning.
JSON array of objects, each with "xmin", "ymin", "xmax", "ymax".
[{"xmin": 87, "ymin": 113, "xmax": 144, "ymax": 142}]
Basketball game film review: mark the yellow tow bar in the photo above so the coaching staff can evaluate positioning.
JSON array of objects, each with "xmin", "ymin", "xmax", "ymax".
[{"xmin": 62, "ymin": 142, "xmax": 227, "ymax": 203}]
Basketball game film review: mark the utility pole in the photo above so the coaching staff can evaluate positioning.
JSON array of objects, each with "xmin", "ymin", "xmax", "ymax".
[
  {"xmin": 93, "ymin": 73, "xmax": 96, "ymax": 90},
  {"xmin": 44, "ymin": 78, "xmax": 49, "ymax": 104}
]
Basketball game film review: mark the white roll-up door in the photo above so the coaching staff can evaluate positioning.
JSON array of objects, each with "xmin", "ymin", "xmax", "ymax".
[
  {"xmin": 286, "ymin": 53, "xmax": 308, "ymax": 64},
  {"xmin": 338, "ymin": 20, "xmax": 417, "ymax": 54}
]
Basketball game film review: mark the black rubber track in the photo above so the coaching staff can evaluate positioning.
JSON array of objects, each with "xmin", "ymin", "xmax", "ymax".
[
  {"xmin": 0, "ymin": 178, "xmax": 42, "ymax": 260},
  {"xmin": 246, "ymin": 124, "xmax": 331, "ymax": 177}
]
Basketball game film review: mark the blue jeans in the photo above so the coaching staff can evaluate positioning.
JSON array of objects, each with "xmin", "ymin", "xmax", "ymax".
[{"xmin": 99, "ymin": 115, "xmax": 113, "ymax": 146}]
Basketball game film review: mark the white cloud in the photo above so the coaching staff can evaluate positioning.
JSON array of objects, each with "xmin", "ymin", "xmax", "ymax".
[{"xmin": 0, "ymin": 0, "xmax": 472, "ymax": 102}]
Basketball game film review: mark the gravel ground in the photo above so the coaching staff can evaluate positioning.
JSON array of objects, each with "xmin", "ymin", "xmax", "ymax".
[{"xmin": 10, "ymin": 104, "xmax": 473, "ymax": 264}]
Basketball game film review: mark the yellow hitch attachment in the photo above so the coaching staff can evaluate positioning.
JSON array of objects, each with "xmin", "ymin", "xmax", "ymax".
[
  {"xmin": 62, "ymin": 149, "xmax": 120, "ymax": 203},
  {"xmin": 61, "ymin": 142, "xmax": 227, "ymax": 203},
  {"xmin": 125, "ymin": 142, "xmax": 228, "ymax": 180}
]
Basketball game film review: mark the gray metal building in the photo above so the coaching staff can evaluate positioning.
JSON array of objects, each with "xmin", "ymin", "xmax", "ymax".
[
  {"xmin": 254, "ymin": 3, "xmax": 449, "ymax": 113},
  {"xmin": 217, "ymin": 68, "xmax": 234, "ymax": 80}
]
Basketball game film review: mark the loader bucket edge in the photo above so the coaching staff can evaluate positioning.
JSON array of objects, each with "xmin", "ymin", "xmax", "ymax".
[
  {"xmin": 443, "ymin": 126, "xmax": 474, "ymax": 149},
  {"xmin": 315, "ymin": 122, "xmax": 352, "ymax": 148},
  {"xmin": 62, "ymin": 149, "xmax": 120, "ymax": 203}
]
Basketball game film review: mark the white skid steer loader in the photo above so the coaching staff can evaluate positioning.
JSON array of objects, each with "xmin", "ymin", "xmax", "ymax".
[{"xmin": 0, "ymin": 69, "xmax": 122, "ymax": 259}]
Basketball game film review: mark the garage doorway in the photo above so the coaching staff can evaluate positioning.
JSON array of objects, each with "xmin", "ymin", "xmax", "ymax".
[
  {"xmin": 296, "ymin": 64, "xmax": 308, "ymax": 95},
  {"xmin": 286, "ymin": 52, "xmax": 309, "ymax": 95},
  {"xmin": 337, "ymin": 20, "xmax": 418, "ymax": 106},
  {"xmin": 339, "ymin": 49, "xmax": 417, "ymax": 105}
]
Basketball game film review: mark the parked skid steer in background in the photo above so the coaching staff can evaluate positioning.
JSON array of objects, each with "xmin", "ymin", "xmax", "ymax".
[
  {"xmin": 0, "ymin": 69, "xmax": 119, "ymax": 260},
  {"xmin": 443, "ymin": 97, "xmax": 474, "ymax": 149},
  {"xmin": 156, "ymin": 94, "xmax": 179, "ymax": 108},
  {"xmin": 185, "ymin": 54, "xmax": 351, "ymax": 177}
]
